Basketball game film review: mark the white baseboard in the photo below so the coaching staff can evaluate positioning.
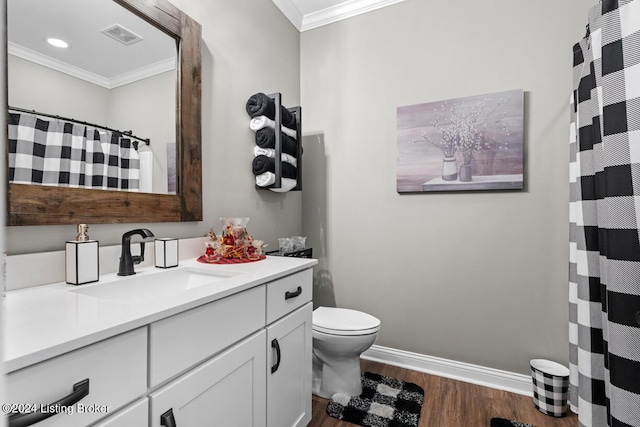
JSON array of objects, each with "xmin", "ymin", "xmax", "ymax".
[{"xmin": 362, "ymin": 345, "xmax": 533, "ymax": 396}]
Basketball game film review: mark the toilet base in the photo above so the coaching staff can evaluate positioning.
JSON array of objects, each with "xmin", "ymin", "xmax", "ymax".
[{"xmin": 312, "ymin": 353, "xmax": 363, "ymax": 399}]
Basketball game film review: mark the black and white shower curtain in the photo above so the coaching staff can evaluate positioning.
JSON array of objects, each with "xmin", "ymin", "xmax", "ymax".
[
  {"xmin": 569, "ymin": 1, "xmax": 640, "ymax": 426},
  {"xmin": 8, "ymin": 113, "xmax": 140, "ymax": 191}
]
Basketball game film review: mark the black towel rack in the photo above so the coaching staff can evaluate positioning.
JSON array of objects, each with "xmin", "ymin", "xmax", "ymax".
[{"xmin": 256, "ymin": 92, "xmax": 302, "ymax": 191}]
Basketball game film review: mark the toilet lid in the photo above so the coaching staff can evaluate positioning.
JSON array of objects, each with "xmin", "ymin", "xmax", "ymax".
[{"xmin": 313, "ymin": 307, "xmax": 381, "ymax": 336}]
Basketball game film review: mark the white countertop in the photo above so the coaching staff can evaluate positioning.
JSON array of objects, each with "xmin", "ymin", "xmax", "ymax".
[{"xmin": 3, "ymin": 255, "xmax": 317, "ymax": 373}]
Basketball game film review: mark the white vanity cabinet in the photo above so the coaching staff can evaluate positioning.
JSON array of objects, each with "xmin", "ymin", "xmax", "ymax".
[
  {"xmin": 5, "ymin": 259, "xmax": 316, "ymax": 427},
  {"xmin": 150, "ymin": 330, "xmax": 267, "ymax": 427},
  {"xmin": 148, "ymin": 268, "xmax": 313, "ymax": 427},
  {"xmin": 267, "ymin": 304, "xmax": 312, "ymax": 427},
  {"xmin": 265, "ymin": 269, "xmax": 313, "ymax": 427},
  {"xmin": 6, "ymin": 328, "xmax": 147, "ymax": 427},
  {"xmin": 147, "ymin": 285, "xmax": 267, "ymax": 427},
  {"xmin": 148, "ymin": 285, "xmax": 266, "ymax": 387},
  {"xmin": 92, "ymin": 399, "xmax": 149, "ymax": 427}
]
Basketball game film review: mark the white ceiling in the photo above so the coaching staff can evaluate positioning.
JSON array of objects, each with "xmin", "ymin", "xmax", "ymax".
[
  {"xmin": 7, "ymin": 0, "xmax": 404, "ymax": 87},
  {"xmin": 7, "ymin": 0, "xmax": 175, "ymax": 88},
  {"xmin": 273, "ymin": 0, "xmax": 406, "ymax": 31}
]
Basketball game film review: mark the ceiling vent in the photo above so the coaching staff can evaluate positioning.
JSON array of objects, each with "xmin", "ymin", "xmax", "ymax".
[{"xmin": 101, "ymin": 24, "xmax": 143, "ymax": 46}]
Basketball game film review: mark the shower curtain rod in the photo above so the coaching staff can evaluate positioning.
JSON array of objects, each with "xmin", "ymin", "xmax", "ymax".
[{"xmin": 8, "ymin": 106, "xmax": 151, "ymax": 148}]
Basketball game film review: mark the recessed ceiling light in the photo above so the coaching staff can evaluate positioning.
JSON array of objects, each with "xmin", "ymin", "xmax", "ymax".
[{"xmin": 47, "ymin": 38, "xmax": 69, "ymax": 48}]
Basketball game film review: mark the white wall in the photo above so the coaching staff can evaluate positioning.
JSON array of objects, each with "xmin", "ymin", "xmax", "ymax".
[
  {"xmin": 6, "ymin": 0, "xmax": 302, "ymax": 255},
  {"xmin": 108, "ymin": 71, "xmax": 176, "ymax": 194},
  {"xmin": 8, "ymin": 55, "xmax": 109, "ymax": 124},
  {"xmin": 301, "ymin": 0, "xmax": 594, "ymax": 375}
]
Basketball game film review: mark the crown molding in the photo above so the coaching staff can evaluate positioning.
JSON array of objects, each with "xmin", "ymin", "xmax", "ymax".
[
  {"xmin": 8, "ymin": 42, "xmax": 175, "ymax": 89},
  {"xmin": 271, "ymin": 0, "xmax": 304, "ymax": 31},
  {"xmin": 109, "ymin": 58, "xmax": 176, "ymax": 88},
  {"xmin": 272, "ymin": 0, "xmax": 405, "ymax": 32},
  {"xmin": 9, "ymin": 42, "xmax": 110, "ymax": 88},
  {"xmin": 307, "ymin": 0, "xmax": 406, "ymax": 31}
]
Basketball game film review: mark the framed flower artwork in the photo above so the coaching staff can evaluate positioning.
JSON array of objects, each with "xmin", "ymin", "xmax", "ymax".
[{"xmin": 396, "ymin": 89, "xmax": 524, "ymax": 193}]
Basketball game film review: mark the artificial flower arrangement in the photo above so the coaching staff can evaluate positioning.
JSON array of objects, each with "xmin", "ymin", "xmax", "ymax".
[{"xmin": 203, "ymin": 218, "xmax": 265, "ymax": 262}]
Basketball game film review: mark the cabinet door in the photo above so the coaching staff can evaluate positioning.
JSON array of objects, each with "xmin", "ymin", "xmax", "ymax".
[
  {"xmin": 150, "ymin": 330, "xmax": 266, "ymax": 427},
  {"xmin": 266, "ymin": 303, "xmax": 312, "ymax": 427},
  {"xmin": 93, "ymin": 398, "xmax": 148, "ymax": 427}
]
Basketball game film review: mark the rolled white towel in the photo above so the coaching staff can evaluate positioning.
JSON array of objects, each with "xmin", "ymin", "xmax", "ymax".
[
  {"xmin": 269, "ymin": 182, "xmax": 297, "ymax": 193},
  {"xmin": 249, "ymin": 116, "xmax": 297, "ymax": 139},
  {"xmin": 253, "ymin": 146, "xmax": 297, "ymax": 167},
  {"xmin": 255, "ymin": 172, "xmax": 297, "ymax": 192}
]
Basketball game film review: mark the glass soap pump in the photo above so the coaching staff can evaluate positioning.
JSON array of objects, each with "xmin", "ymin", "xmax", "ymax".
[{"xmin": 65, "ymin": 223, "xmax": 99, "ymax": 285}]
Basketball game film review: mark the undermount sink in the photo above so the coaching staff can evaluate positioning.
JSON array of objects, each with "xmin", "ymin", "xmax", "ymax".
[{"xmin": 70, "ymin": 267, "xmax": 239, "ymax": 303}]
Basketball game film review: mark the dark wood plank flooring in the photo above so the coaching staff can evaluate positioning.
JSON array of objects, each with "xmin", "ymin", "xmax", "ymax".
[{"xmin": 308, "ymin": 359, "xmax": 578, "ymax": 427}]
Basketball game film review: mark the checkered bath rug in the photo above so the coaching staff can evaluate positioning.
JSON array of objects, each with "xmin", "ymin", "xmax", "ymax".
[{"xmin": 326, "ymin": 371, "xmax": 424, "ymax": 427}]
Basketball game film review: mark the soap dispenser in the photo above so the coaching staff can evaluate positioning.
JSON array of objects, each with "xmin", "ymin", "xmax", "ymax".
[
  {"xmin": 155, "ymin": 238, "xmax": 179, "ymax": 269},
  {"xmin": 65, "ymin": 224, "xmax": 99, "ymax": 285}
]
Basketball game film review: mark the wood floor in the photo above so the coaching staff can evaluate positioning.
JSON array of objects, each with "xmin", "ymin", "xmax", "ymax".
[{"xmin": 308, "ymin": 359, "xmax": 578, "ymax": 427}]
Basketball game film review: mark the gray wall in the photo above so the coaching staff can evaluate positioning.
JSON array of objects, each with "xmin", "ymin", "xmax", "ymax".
[
  {"xmin": 6, "ymin": 0, "xmax": 302, "ymax": 254},
  {"xmin": 8, "ymin": 55, "xmax": 110, "ymax": 124},
  {"xmin": 301, "ymin": 0, "xmax": 593, "ymax": 374},
  {"xmin": 109, "ymin": 71, "xmax": 176, "ymax": 194}
]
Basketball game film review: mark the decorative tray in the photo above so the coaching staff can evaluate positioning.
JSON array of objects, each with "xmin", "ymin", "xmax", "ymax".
[{"xmin": 197, "ymin": 255, "xmax": 266, "ymax": 265}]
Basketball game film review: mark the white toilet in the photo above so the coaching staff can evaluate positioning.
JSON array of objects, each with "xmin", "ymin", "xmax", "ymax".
[{"xmin": 312, "ymin": 306, "xmax": 381, "ymax": 398}]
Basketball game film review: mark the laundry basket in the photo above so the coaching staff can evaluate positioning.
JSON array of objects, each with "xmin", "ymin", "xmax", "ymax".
[{"xmin": 530, "ymin": 359, "xmax": 570, "ymax": 417}]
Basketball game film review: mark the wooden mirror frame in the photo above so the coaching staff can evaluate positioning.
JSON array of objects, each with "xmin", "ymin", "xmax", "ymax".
[{"xmin": 6, "ymin": 0, "xmax": 202, "ymax": 226}]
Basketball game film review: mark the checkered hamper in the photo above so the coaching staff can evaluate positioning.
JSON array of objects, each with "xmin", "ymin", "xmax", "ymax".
[{"xmin": 530, "ymin": 359, "xmax": 570, "ymax": 417}]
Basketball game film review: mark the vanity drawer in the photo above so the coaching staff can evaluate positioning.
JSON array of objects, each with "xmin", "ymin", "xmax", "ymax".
[
  {"xmin": 6, "ymin": 328, "xmax": 147, "ymax": 427},
  {"xmin": 149, "ymin": 285, "xmax": 266, "ymax": 387},
  {"xmin": 266, "ymin": 269, "xmax": 312, "ymax": 324}
]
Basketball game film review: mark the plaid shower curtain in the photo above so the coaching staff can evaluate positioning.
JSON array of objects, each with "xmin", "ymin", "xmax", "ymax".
[
  {"xmin": 569, "ymin": 1, "xmax": 640, "ymax": 426},
  {"xmin": 8, "ymin": 113, "xmax": 140, "ymax": 191}
]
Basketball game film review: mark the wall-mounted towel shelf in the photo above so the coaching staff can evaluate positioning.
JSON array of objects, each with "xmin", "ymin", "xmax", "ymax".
[{"xmin": 248, "ymin": 92, "xmax": 302, "ymax": 192}]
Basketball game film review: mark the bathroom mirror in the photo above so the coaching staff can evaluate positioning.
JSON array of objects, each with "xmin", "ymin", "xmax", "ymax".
[
  {"xmin": 6, "ymin": 0, "xmax": 202, "ymax": 225},
  {"xmin": 8, "ymin": 0, "xmax": 177, "ymax": 195}
]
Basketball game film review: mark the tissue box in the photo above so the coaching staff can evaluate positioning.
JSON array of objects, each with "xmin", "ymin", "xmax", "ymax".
[
  {"xmin": 65, "ymin": 240, "xmax": 99, "ymax": 285},
  {"xmin": 155, "ymin": 238, "xmax": 179, "ymax": 268}
]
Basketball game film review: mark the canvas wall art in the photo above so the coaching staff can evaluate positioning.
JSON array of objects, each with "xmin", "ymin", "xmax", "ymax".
[{"xmin": 396, "ymin": 89, "xmax": 524, "ymax": 193}]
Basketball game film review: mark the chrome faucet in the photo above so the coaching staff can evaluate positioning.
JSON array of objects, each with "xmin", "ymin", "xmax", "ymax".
[{"xmin": 118, "ymin": 229, "xmax": 155, "ymax": 276}]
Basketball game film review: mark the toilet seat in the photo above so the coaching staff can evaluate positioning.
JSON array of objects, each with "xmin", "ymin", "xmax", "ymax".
[{"xmin": 313, "ymin": 307, "xmax": 381, "ymax": 336}]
